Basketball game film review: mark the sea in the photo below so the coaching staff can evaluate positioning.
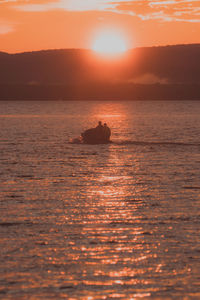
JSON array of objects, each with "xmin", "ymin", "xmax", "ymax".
[{"xmin": 0, "ymin": 100, "xmax": 200, "ymax": 299}]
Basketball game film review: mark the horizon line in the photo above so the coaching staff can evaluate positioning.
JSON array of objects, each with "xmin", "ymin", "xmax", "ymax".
[{"xmin": 1, "ymin": 43, "xmax": 200, "ymax": 55}]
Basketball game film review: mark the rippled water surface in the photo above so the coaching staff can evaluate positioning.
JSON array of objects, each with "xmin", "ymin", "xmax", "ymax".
[{"xmin": 0, "ymin": 100, "xmax": 200, "ymax": 299}]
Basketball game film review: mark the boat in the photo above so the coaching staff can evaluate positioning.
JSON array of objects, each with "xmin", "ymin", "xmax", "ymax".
[{"xmin": 81, "ymin": 122, "xmax": 111, "ymax": 144}]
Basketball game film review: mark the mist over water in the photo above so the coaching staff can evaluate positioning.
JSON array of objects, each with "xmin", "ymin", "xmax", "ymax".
[{"xmin": 0, "ymin": 100, "xmax": 200, "ymax": 299}]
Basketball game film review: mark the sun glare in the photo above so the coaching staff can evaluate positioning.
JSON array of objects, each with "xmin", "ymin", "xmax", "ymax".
[{"xmin": 91, "ymin": 30, "xmax": 127, "ymax": 57}]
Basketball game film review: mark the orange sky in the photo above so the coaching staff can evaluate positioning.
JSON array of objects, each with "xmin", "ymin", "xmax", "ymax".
[{"xmin": 0, "ymin": 0, "xmax": 200, "ymax": 53}]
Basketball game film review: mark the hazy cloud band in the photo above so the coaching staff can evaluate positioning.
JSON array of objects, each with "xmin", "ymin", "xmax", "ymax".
[{"xmin": 3, "ymin": 0, "xmax": 199, "ymax": 23}]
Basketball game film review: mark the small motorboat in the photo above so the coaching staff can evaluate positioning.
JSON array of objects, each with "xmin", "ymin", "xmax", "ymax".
[{"xmin": 81, "ymin": 122, "xmax": 111, "ymax": 144}]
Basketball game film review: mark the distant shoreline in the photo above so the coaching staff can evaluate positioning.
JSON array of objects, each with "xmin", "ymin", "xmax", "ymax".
[{"xmin": 0, "ymin": 83, "xmax": 200, "ymax": 101}]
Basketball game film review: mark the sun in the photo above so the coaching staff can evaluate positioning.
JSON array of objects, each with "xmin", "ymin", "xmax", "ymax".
[{"xmin": 91, "ymin": 30, "xmax": 128, "ymax": 57}]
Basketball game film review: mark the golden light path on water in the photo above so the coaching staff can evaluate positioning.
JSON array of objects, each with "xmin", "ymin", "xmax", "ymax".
[
  {"xmin": 0, "ymin": 100, "xmax": 200, "ymax": 299},
  {"xmin": 61, "ymin": 102, "xmax": 164, "ymax": 299}
]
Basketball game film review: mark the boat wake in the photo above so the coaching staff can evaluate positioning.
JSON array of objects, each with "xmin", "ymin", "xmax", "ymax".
[
  {"xmin": 114, "ymin": 140, "xmax": 200, "ymax": 147},
  {"xmin": 69, "ymin": 138, "xmax": 200, "ymax": 147},
  {"xmin": 69, "ymin": 137, "xmax": 83, "ymax": 144}
]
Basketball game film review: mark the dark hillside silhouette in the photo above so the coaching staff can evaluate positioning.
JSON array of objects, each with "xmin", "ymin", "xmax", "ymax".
[
  {"xmin": 0, "ymin": 44, "xmax": 200, "ymax": 100},
  {"xmin": 126, "ymin": 45, "xmax": 200, "ymax": 84}
]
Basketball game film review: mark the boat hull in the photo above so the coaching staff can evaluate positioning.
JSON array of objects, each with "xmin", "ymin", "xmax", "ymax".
[{"xmin": 81, "ymin": 127, "xmax": 111, "ymax": 144}]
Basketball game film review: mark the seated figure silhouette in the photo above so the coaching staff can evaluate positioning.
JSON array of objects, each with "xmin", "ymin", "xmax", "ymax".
[
  {"xmin": 96, "ymin": 121, "xmax": 104, "ymax": 132},
  {"xmin": 103, "ymin": 123, "xmax": 111, "ymax": 140}
]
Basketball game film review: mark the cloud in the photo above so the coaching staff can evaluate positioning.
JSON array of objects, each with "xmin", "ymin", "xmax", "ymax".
[
  {"xmin": 0, "ymin": 0, "xmax": 17, "ymax": 2},
  {"xmin": 0, "ymin": 20, "xmax": 14, "ymax": 34},
  {"xmin": 120, "ymin": 0, "xmax": 200, "ymax": 22},
  {"xmin": 7, "ymin": 0, "xmax": 200, "ymax": 23},
  {"xmin": 12, "ymin": 0, "xmax": 133, "ymax": 12}
]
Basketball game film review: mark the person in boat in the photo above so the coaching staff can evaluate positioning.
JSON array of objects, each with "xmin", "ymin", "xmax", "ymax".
[
  {"xmin": 103, "ymin": 123, "xmax": 111, "ymax": 140},
  {"xmin": 95, "ymin": 121, "xmax": 104, "ymax": 138},
  {"xmin": 96, "ymin": 121, "xmax": 104, "ymax": 131}
]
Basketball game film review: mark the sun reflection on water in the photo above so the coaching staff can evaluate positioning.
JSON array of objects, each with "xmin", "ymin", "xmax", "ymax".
[{"xmin": 64, "ymin": 142, "xmax": 157, "ymax": 299}]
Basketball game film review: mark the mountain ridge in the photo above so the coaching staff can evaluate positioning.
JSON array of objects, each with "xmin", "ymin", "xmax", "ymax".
[
  {"xmin": 0, "ymin": 44, "xmax": 199, "ymax": 100},
  {"xmin": 0, "ymin": 44, "xmax": 199, "ymax": 85}
]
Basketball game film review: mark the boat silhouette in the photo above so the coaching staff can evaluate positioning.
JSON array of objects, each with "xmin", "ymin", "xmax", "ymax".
[{"xmin": 81, "ymin": 122, "xmax": 111, "ymax": 144}]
